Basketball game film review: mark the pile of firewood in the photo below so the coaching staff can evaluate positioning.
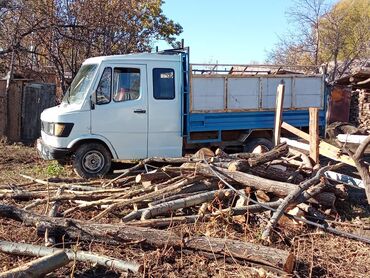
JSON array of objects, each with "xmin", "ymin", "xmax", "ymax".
[
  {"xmin": 350, "ymin": 89, "xmax": 370, "ymax": 131},
  {"xmin": 358, "ymin": 90, "xmax": 370, "ymax": 130},
  {"xmin": 0, "ymin": 142, "xmax": 369, "ymax": 276}
]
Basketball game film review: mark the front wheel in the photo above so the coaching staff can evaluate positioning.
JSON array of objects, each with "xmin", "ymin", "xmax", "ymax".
[{"xmin": 73, "ymin": 143, "xmax": 112, "ymax": 179}]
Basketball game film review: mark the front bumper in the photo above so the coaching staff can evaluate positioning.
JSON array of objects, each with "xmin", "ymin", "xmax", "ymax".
[{"xmin": 37, "ymin": 138, "xmax": 71, "ymax": 160}]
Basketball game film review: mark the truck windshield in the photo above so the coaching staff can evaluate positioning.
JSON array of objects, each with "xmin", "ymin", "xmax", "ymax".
[{"xmin": 63, "ymin": 64, "xmax": 98, "ymax": 105}]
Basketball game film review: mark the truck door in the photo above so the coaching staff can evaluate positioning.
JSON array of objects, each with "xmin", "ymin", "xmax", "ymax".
[
  {"xmin": 91, "ymin": 64, "xmax": 148, "ymax": 159},
  {"xmin": 147, "ymin": 63, "xmax": 182, "ymax": 157}
]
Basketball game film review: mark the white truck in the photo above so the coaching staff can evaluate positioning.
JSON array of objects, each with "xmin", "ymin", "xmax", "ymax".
[{"xmin": 37, "ymin": 48, "xmax": 327, "ymax": 178}]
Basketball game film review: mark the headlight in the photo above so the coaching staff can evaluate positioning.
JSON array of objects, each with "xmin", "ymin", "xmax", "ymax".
[
  {"xmin": 42, "ymin": 122, "xmax": 74, "ymax": 137},
  {"xmin": 54, "ymin": 123, "xmax": 66, "ymax": 136}
]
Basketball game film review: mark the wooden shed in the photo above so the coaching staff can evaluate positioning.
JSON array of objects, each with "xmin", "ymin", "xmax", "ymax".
[{"xmin": 0, "ymin": 79, "xmax": 56, "ymax": 142}]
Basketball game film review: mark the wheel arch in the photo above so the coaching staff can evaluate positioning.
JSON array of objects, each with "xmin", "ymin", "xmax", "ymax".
[{"xmin": 67, "ymin": 135, "xmax": 118, "ymax": 159}]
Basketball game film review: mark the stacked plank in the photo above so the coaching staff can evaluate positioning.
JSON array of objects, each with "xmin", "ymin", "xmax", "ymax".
[{"xmin": 1, "ymin": 142, "xmax": 369, "ymax": 276}]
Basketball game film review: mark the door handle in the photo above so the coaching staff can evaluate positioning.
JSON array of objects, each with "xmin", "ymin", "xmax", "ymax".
[{"xmin": 133, "ymin": 109, "xmax": 146, "ymax": 114}]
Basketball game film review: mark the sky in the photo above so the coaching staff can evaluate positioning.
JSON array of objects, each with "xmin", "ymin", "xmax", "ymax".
[{"xmin": 155, "ymin": 0, "xmax": 294, "ymax": 64}]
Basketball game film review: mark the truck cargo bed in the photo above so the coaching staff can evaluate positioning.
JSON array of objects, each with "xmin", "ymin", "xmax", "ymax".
[{"xmin": 184, "ymin": 63, "xmax": 327, "ymax": 144}]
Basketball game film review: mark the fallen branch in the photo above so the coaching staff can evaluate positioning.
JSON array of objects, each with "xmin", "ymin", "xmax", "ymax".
[
  {"xmin": 91, "ymin": 176, "xmax": 203, "ymax": 220},
  {"xmin": 0, "ymin": 205, "xmax": 295, "ymax": 272},
  {"xmin": 261, "ymin": 165, "xmax": 334, "ymax": 241},
  {"xmin": 0, "ymin": 250, "xmax": 69, "ymax": 278},
  {"xmin": 123, "ymin": 189, "xmax": 233, "ymax": 221},
  {"xmin": 0, "ymin": 240, "xmax": 142, "ymax": 273}
]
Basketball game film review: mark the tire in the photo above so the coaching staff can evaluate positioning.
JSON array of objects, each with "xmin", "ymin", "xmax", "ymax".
[
  {"xmin": 73, "ymin": 143, "xmax": 112, "ymax": 179},
  {"xmin": 243, "ymin": 138, "xmax": 273, "ymax": 153},
  {"xmin": 56, "ymin": 159, "xmax": 69, "ymax": 166}
]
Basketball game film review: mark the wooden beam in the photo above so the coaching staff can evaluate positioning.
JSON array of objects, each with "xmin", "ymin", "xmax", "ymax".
[
  {"xmin": 274, "ymin": 81, "xmax": 285, "ymax": 146},
  {"xmin": 281, "ymin": 122, "xmax": 356, "ymax": 167},
  {"xmin": 309, "ymin": 108, "xmax": 319, "ymax": 164}
]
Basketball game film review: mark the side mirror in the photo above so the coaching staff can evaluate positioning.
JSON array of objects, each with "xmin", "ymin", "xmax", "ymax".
[{"xmin": 90, "ymin": 93, "xmax": 96, "ymax": 110}]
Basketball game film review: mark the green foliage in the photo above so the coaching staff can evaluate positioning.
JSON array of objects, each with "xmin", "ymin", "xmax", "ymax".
[
  {"xmin": 268, "ymin": 0, "xmax": 370, "ymax": 79},
  {"xmin": 319, "ymin": 0, "xmax": 370, "ymax": 61},
  {"xmin": 46, "ymin": 161, "xmax": 65, "ymax": 177}
]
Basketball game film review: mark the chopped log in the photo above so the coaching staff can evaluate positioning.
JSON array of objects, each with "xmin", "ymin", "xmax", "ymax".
[
  {"xmin": 198, "ymin": 164, "xmax": 296, "ymax": 197},
  {"xmin": 261, "ymin": 165, "xmax": 334, "ymax": 241},
  {"xmin": 141, "ymin": 189, "xmax": 233, "ymax": 220},
  {"xmin": 127, "ymin": 214, "xmax": 208, "ymax": 228},
  {"xmin": 248, "ymin": 143, "xmax": 289, "ymax": 167},
  {"xmin": 215, "ymin": 148, "xmax": 228, "ymax": 158},
  {"xmin": 148, "ymin": 192, "xmax": 205, "ymax": 207},
  {"xmin": 228, "ymin": 152, "xmax": 258, "ymax": 159},
  {"xmin": 178, "ymin": 180, "xmax": 219, "ymax": 194},
  {"xmin": 289, "ymin": 148, "xmax": 313, "ymax": 169},
  {"xmin": 135, "ymin": 172, "xmax": 172, "ymax": 184},
  {"xmin": 0, "ymin": 250, "xmax": 69, "ymax": 278},
  {"xmin": 104, "ymin": 161, "xmax": 145, "ymax": 186},
  {"xmin": 221, "ymin": 144, "xmax": 288, "ymax": 165},
  {"xmin": 249, "ymin": 165, "xmax": 304, "ymax": 183},
  {"xmin": 154, "ymin": 176, "xmax": 185, "ymax": 190},
  {"xmin": 0, "ymin": 240, "xmax": 141, "ymax": 273},
  {"xmin": 45, "ymin": 188, "xmax": 63, "ymax": 247},
  {"xmin": 255, "ymin": 190, "xmax": 270, "ymax": 203},
  {"xmin": 229, "ymin": 200, "xmax": 283, "ymax": 215},
  {"xmin": 123, "ymin": 189, "xmax": 233, "ymax": 221},
  {"xmin": 0, "ymin": 204, "xmax": 295, "ymax": 273},
  {"xmin": 192, "ymin": 148, "xmax": 215, "ymax": 159}
]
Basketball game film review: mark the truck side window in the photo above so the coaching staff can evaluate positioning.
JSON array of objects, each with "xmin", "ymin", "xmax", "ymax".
[
  {"xmin": 153, "ymin": 68, "xmax": 175, "ymax": 100},
  {"xmin": 113, "ymin": 68, "xmax": 140, "ymax": 102},
  {"xmin": 96, "ymin": 67, "xmax": 112, "ymax": 105}
]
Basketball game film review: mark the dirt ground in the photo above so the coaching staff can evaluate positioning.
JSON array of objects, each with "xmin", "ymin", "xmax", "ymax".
[{"xmin": 0, "ymin": 141, "xmax": 370, "ymax": 277}]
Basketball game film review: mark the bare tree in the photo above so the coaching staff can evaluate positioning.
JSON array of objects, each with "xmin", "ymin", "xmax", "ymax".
[
  {"xmin": 0, "ymin": 0, "xmax": 183, "ymax": 92},
  {"xmin": 268, "ymin": 0, "xmax": 370, "ymax": 81}
]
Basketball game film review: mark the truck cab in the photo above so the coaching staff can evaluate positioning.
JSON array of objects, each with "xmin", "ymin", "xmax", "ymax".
[{"xmin": 38, "ymin": 52, "xmax": 185, "ymax": 178}]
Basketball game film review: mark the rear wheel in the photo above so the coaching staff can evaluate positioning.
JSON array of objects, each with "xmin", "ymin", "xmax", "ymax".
[
  {"xmin": 243, "ymin": 138, "xmax": 273, "ymax": 153},
  {"xmin": 73, "ymin": 143, "xmax": 112, "ymax": 179}
]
